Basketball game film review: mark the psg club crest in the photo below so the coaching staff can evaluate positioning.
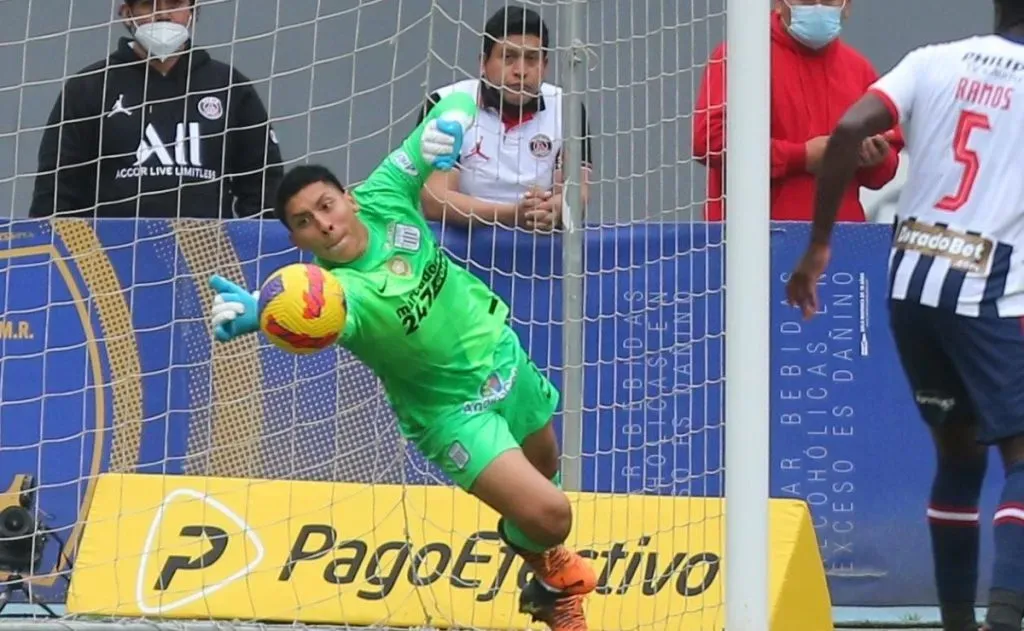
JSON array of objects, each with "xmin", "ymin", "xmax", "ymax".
[
  {"xmin": 529, "ymin": 134, "xmax": 552, "ymax": 158},
  {"xmin": 197, "ymin": 96, "xmax": 223, "ymax": 120}
]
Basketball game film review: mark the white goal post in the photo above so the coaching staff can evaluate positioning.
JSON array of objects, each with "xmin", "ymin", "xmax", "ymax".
[
  {"xmin": 0, "ymin": 1, "xmax": 780, "ymax": 630},
  {"xmin": 724, "ymin": 0, "xmax": 772, "ymax": 630}
]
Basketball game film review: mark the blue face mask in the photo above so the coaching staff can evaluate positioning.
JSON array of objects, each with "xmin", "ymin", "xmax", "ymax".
[{"xmin": 786, "ymin": 2, "xmax": 844, "ymax": 50}]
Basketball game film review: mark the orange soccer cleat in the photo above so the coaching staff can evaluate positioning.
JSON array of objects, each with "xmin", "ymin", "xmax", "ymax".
[
  {"xmin": 517, "ymin": 544, "xmax": 597, "ymax": 595},
  {"xmin": 496, "ymin": 518, "xmax": 597, "ymax": 595}
]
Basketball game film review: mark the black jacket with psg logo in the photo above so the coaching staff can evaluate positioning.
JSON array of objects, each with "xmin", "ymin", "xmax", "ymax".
[{"xmin": 29, "ymin": 38, "xmax": 283, "ymax": 219}]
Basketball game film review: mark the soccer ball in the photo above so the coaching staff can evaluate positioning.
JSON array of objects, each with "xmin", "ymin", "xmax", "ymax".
[{"xmin": 257, "ymin": 263, "xmax": 346, "ymax": 355}]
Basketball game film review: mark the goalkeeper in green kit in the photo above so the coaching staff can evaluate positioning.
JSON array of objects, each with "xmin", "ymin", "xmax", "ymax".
[{"xmin": 207, "ymin": 91, "xmax": 594, "ymax": 631}]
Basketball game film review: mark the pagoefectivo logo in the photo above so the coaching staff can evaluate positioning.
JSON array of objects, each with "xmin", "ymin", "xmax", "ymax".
[{"xmin": 134, "ymin": 488, "xmax": 265, "ymax": 615}]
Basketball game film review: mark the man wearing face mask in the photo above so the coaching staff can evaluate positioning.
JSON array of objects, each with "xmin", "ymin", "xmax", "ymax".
[
  {"xmin": 29, "ymin": 0, "xmax": 283, "ymax": 219},
  {"xmin": 692, "ymin": 0, "xmax": 904, "ymax": 222}
]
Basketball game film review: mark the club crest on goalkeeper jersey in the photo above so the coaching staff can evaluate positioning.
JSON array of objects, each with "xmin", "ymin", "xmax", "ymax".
[
  {"xmin": 870, "ymin": 34, "xmax": 1024, "ymax": 317},
  {"xmin": 314, "ymin": 91, "xmax": 514, "ymax": 424}
]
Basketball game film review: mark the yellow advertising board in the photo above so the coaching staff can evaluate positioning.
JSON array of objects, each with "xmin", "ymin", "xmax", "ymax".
[{"xmin": 68, "ymin": 473, "xmax": 831, "ymax": 630}]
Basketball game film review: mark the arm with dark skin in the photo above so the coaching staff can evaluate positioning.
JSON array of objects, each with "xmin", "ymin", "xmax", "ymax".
[{"xmin": 785, "ymin": 92, "xmax": 896, "ymax": 319}]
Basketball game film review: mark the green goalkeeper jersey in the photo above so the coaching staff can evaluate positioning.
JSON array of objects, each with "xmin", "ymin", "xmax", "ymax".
[{"xmin": 314, "ymin": 92, "xmax": 512, "ymax": 426}]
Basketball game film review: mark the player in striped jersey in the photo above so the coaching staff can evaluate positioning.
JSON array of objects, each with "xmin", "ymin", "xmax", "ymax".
[{"xmin": 787, "ymin": 2, "xmax": 1024, "ymax": 630}]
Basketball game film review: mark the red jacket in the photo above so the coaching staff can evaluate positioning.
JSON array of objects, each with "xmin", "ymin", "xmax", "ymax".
[{"xmin": 693, "ymin": 12, "xmax": 904, "ymax": 222}]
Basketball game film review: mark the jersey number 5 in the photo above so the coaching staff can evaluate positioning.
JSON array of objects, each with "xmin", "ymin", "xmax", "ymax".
[{"xmin": 936, "ymin": 110, "xmax": 991, "ymax": 212}]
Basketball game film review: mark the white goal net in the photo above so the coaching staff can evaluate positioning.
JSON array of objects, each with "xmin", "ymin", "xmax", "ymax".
[{"xmin": 0, "ymin": 1, "xmax": 734, "ymax": 629}]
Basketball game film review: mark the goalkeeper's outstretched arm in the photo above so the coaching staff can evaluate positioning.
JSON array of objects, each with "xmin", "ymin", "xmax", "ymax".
[{"xmin": 360, "ymin": 91, "xmax": 477, "ymax": 205}]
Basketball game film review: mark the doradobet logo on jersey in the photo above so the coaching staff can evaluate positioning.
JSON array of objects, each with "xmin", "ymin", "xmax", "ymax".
[{"xmin": 134, "ymin": 488, "xmax": 264, "ymax": 615}]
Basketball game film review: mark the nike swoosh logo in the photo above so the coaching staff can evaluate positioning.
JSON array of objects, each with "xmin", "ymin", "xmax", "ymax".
[{"xmin": 377, "ymin": 278, "xmax": 388, "ymax": 293}]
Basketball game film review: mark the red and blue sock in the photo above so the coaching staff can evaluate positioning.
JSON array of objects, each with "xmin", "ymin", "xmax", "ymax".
[
  {"xmin": 928, "ymin": 457, "xmax": 986, "ymax": 631},
  {"xmin": 987, "ymin": 461, "xmax": 1024, "ymax": 631}
]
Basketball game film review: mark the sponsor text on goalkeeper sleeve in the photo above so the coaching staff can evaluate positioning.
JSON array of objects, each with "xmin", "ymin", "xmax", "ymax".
[{"xmin": 316, "ymin": 92, "xmax": 514, "ymax": 428}]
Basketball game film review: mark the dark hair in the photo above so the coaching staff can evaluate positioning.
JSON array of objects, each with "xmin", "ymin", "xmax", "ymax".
[
  {"xmin": 482, "ymin": 5, "xmax": 549, "ymax": 60},
  {"xmin": 997, "ymin": 0, "xmax": 1024, "ymax": 28},
  {"xmin": 273, "ymin": 164, "xmax": 345, "ymax": 229},
  {"xmin": 123, "ymin": 0, "xmax": 196, "ymax": 6}
]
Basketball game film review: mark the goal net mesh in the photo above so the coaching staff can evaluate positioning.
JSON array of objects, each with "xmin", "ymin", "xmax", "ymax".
[{"xmin": 0, "ymin": 0, "xmax": 726, "ymax": 628}]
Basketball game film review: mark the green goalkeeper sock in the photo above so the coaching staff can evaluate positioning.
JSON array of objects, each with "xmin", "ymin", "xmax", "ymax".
[{"xmin": 500, "ymin": 471, "xmax": 563, "ymax": 553}]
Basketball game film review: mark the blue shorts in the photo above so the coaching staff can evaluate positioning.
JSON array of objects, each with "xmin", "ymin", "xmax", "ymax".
[{"xmin": 889, "ymin": 299, "xmax": 1024, "ymax": 444}]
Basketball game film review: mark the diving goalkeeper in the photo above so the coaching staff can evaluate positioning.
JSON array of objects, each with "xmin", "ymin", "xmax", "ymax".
[{"xmin": 207, "ymin": 91, "xmax": 593, "ymax": 631}]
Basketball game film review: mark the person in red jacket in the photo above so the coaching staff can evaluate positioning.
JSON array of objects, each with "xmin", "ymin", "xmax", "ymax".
[{"xmin": 693, "ymin": 0, "xmax": 904, "ymax": 222}]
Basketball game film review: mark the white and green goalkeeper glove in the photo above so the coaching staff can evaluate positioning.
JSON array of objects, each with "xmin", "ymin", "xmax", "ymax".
[
  {"xmin": 209, "ymin": 275, "xmax": 260, "ymax": 342},
  {"xmin": 420, "ymin": 115, "xmax": 471, "ymax": 171}
]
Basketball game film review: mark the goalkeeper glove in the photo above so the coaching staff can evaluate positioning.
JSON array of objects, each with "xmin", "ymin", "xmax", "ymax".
[
  {"xmin": 421, "ymin": 114, "xmax": 471, "ymax": 171},
  {"xmin": 209, "ymin": 275, "xmax": 260, "ymax": 342}
]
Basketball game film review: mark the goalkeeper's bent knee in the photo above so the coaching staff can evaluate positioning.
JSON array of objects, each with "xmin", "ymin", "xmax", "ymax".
[{"xmin": 499, "ymin": 472, "xmax": 570, "ymax": 552}]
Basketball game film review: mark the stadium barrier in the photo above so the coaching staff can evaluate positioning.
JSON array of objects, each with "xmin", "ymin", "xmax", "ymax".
[
  {"xmin": 0, "ymin": 218, "xmax": 1002, "ymax": 609},
  {"xmin": 66, "ymin": 473, "xmax": 829, "ymax": 629}
]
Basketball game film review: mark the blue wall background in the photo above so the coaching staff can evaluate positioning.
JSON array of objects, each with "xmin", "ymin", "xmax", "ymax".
[{"xmin": 0, "ymin": 219, "xmax": 1006, "ymax": 608}]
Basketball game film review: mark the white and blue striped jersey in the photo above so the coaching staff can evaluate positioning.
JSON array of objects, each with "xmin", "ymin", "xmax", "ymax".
[{"xmin": 869, "ymin": 34, "xmax": 1024, "ymax": 318}]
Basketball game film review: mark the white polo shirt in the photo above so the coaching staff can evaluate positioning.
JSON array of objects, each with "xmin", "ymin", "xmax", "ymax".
[{"xmin": 418, "ymin": 79, "xmax": 592, "ymax": 205}]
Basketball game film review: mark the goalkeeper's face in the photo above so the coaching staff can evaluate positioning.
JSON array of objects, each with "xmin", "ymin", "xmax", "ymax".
[
  {"xmin": 283, "ymin": 181, "xmax": 368, "ymax": 263},
  {"xmin": 482, "ymin": 35, "xmax": 546, "ymax": 106}
]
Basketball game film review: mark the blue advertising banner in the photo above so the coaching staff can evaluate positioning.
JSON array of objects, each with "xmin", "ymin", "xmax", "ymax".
[
  {"xmin": 767, "ymin": 224, "xmax": 1002, "ymax": 606},
  {"xmin": 0, "ymin": 218, "xmax": 1006, "ymax": 607}
]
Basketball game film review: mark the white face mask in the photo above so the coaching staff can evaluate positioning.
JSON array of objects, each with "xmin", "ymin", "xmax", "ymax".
[{"xmin": 133, "ymin": 16, "xmax": 191, "ymax": 62}]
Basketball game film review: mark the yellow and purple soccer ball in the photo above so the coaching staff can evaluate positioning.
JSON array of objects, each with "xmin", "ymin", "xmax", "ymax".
[{"xmin": 258, "ymin": 263, "xmax": 346, "ymax": 355}]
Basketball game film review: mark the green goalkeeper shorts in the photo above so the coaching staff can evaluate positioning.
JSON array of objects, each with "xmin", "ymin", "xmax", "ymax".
[{"xmin": 409, "ymin": 326, "xmax": 560, "ymax": 490}]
